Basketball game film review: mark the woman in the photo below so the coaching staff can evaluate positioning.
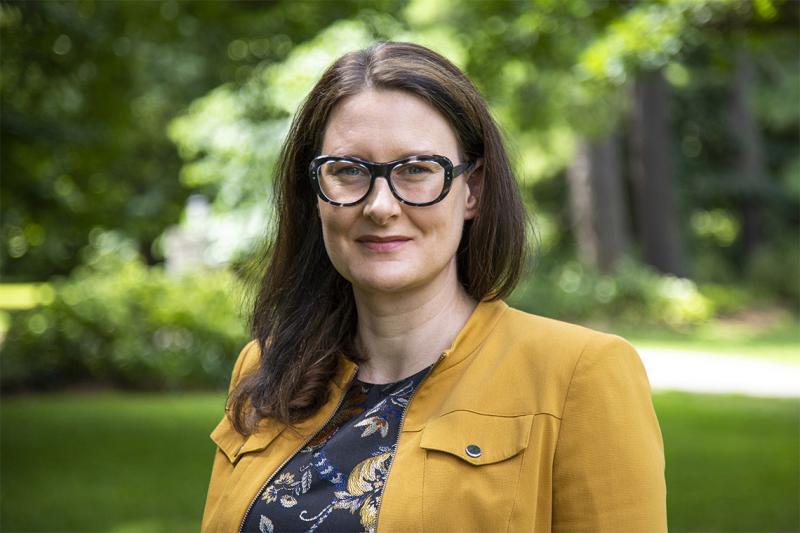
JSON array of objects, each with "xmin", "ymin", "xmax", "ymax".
[{"xmin": 202, "ymin": 42, "xmax": 667, "ymax": 533}]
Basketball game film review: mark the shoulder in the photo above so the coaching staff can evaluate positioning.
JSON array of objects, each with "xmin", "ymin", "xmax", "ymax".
[
  {"xmin": 493, "ymin": 303, "xmax": 641, "ymax": 371},
  {"xmin": 227, "ymin": 339, "xmax": 262, "ymax": 392},
  {"xmin": 479, "ymin": 302, "xmax": 649, "ymax": 415}
]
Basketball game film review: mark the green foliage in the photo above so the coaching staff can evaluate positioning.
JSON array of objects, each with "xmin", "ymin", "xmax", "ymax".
[
  {"xmin": 577, "ymin": 0, "xmax": 736, "ymax": 84},
  {"xmin": 165, "ymin": 0, "xmax": 799, "ymax": 283},
  {"xmin": 0, "ymin": 282, "xmax": 53, "ymax": 310},
  {"xmin": 6, "ymin": 0, "xmax": 797, "ymax": 288},
  {"xmin": 0, "ymin": 0, "xmax": 373, "ymax": 278},
  {"xmin": 0, "ymin": 233, "xmax": 248, "ymax": 390},
  {"xmin": 167, "ymin": 18, "xmax": 386, "ymax": 261},
  {"xmin": 747, "ymin": 238, "xmax": 800, "ymax": 304},
  {"xmin": 509, "ymin": 258, "xmax": 714, "ymax": 328},
  {"xmin": 2, "ymin": 0, "xmax": 195, "ymax": 278},
  {"xmin": 3, "ymin": 0, "xmax": 798, "ymax": 393}
]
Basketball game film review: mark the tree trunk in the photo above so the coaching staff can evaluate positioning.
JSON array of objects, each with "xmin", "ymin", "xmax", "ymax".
[
  {"xmin": 730, "ymin": 45, "xmax": 767, "ymax": 257},
  {"xmin": 629, "ymin": 70, "xmax": 686, "ymax": 277},
  {"xmin": 568, "ymin": 133, "xmax": 630, "ymax": 272}
]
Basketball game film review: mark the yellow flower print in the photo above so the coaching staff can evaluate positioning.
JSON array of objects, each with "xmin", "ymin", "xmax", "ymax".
[
  {"xmin": 280, "ymin": 495, "xmax": 297, "ymax": 508},
  {"xmin": 274, "ymin": 472, "xmax": 295, "ymax": 485}
]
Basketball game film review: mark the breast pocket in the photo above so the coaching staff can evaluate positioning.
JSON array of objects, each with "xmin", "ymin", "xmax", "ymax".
[
  {"xmin": 204, "ymin": 415, "xmax": 288, "ymax": 532},
  {"xmin": 419, "ymin": 410, "xmax": 534, "ymax": 531},
  {"xmin": 210, "ymin": 414, "xmax": 286, "ymax": 464}
]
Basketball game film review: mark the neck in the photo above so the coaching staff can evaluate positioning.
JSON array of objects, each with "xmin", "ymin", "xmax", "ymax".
[{"xmin": 351, "ymin": 263, "xmax": 477, "ymax": 384}]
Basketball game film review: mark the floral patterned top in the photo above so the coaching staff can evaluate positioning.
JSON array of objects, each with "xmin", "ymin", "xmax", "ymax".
[{"xmin": 241, "ymin": 364, "xmax": 433, "ymax": 533}]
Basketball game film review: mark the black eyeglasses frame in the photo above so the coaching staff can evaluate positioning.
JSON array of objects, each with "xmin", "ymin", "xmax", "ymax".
[{"xmin": 309, "ymin": 154, "xmax": 474, "ymax": 207}]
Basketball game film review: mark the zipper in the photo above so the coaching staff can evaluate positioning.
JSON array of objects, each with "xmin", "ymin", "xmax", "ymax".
[
  {"xmin": 373, "ymin": 351, "xmax": 447, "ymax": 533},
  {"xmin": 237, "ymin": 364, "xmax": 359, "ymax": 533}
]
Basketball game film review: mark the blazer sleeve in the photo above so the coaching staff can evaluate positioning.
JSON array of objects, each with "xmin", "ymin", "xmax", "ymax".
[{"xmin": 552, "ymin": 334, "xmax": 667, "ymax": 532}]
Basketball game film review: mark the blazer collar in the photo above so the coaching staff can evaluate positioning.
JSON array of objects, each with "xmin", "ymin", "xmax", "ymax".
[{"xmin": 438, "ymin": 298, "xmax": 508, "ymax": 371}]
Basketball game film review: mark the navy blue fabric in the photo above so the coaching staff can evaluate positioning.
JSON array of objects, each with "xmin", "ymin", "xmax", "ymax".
[{"xmin": 241, "ymin": 364, "xmax": 431, "ymax": 533}]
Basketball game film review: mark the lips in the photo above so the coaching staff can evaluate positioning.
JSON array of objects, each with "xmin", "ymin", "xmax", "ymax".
[{"xmin": 356, "ymin": 235, "xmax": 412, "ymax": 252}]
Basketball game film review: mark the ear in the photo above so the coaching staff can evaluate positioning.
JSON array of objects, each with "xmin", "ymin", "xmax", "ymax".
[{"xmin": 463, "ymin": 158, "xmax": 483, "ymax": 220}]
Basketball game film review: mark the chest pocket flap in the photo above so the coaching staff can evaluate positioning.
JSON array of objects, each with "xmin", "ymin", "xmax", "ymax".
[
  {"xmin": 420, "ymin": 410, "xmax": 534, "ymax": 466},
  {"xmin": 210, "ymin": 415, "xmax": 286, "ymax": 463}
]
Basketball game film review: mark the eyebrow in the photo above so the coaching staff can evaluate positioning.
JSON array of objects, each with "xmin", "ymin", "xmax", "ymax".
[{"xmin": 325, "ymin": 149, "xmax": 439, "ymax": 161}]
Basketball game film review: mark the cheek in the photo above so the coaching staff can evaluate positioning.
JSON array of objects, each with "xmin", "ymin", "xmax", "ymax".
[
  {"xmin": 318, "ymin": 206, "xmax": 354, "ymax": 267},
  {"xmin": 446, "ymin": 191, "xmax": 469, "ymax": 236},
  {"xmin": 417, "ymin": 203, "xmax": 467, "ymax": 252}
]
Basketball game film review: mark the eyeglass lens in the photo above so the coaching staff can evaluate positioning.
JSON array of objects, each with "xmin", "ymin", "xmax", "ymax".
[{"xmin": 318, "ymin": 160, "xmax": 446, "ymax": 204}]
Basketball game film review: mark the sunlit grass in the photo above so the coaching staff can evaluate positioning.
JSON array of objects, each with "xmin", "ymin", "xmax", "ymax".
[
  {"xmin": 623, "ymin": 322, "xmax": 800, "ymax": 364},
  {"xmin": 1, "ymin": 392, "xmax": 797, "ymax": 532}
]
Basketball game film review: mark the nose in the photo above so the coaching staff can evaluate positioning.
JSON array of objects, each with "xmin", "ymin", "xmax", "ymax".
[{"xmin": 362, "ymin": 176, "xmax": 401, "ymax": 225}]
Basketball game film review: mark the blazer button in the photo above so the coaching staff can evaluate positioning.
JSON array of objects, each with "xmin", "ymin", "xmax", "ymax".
[{"xmin": 465, "ymin": 444, "xmax": 482, "ymax": 458}]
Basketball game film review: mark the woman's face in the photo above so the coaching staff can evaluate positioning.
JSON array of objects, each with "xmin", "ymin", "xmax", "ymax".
[{"xmin": 317, "ymin": 89, "xmax": 480, "ymax": 297}]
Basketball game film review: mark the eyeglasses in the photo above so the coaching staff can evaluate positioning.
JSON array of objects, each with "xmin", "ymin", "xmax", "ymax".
[{"xmin": 309, "ymin": 154, "xmax": 474, "ymax": 207}]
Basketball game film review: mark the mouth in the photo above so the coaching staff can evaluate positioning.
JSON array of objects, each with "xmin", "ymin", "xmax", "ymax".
[{"xmin": 356, "ymin": 235, "xmax": 412, "ymax": 252}]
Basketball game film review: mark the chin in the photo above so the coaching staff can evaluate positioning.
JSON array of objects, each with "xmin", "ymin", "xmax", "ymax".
[{"xmin": 349, "ymin": 269, "xmax": 423, "ymax": 295}]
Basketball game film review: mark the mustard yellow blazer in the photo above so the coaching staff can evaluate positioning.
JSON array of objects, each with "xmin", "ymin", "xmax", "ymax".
[{"xmin": 202, "ymin": 299, "xmax": 667, "ymax": 532}]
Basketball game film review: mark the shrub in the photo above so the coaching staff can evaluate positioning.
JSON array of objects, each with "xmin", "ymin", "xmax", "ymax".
[
  {"xmin": 1, "ymin": 242, "xmax": 249, "ymax": 391},
  {"xmin": 509, "ymin": 258, "xmax": 715, "ymax": 329},
  {"xmin": 747, "ymin": 239, "xmax": 800, "ymax": 306}
]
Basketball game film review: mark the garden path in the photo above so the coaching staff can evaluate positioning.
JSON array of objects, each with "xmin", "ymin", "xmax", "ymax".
[{"xmin": 637, "ymin": 347, "xmax": 800, "ymax": 398}]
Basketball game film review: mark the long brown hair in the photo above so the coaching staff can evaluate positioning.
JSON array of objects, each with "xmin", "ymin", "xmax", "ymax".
[{"xmin": 229, "ymin": 41, "xmax": 529, "ymax": 434}]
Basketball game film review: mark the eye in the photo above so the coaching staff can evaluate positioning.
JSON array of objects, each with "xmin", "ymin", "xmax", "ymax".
[
  {"xmin": 334, "ymin": 164, "xmax": 367, "ymax": 177},
  {"xmin": 398, "ymin": 163, "xmax": 435, "ymax": 176},
  {"xmin": 405, "ymin": 165, "xmax": 429, "ymax": 174}
]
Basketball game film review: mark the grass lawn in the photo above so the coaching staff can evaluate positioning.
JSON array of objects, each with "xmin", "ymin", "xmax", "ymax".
[
  {"xmin": 616, "ymin": 321, "xmax": 800, "ymax": 365},
  {"xmin": 1, "ymin": 392, "xmax": 224, "ymax": 533},
  {"xmin": 1, "ymin": 391, "xmax": 798, "ymax": 532},
  {"xmin": 656, "ymin": 392, "xmax": 799, "ymax": 532}
]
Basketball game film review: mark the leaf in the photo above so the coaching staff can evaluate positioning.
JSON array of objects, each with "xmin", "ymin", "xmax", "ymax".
[
  {"xmin": 360, "ymin": 398, "xmax": 387, "ymax": 419},
  {"xmin": 301, "ymin": 469, "xmax": 312, "ymax": 493},
  {"xmin": 279, "ymin": 494, "xmax": 297, "ymax": 508},
  {"xmin": 346, "ymin": 452, "xmax": 391, "ymax": 495},
  {"xmin": 274, "ymin": 472, "xmax": 294, "ymax": 485},
  {"xmin": 332, "ymin": 493, "xmax": 361, "ymax": 513},
  {"xmin": 354, "ymin": 416, "xmax": 389, "ymax": 438},
  {"xmin": 259, "ymin": 515, "xmax": 274, "ymax": 533},
  {"xmin": 359, "ymin": 494, "xmax": 379, "ymax": 530}
]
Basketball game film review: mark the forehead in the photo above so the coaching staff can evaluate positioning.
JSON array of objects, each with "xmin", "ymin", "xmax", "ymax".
[{"xmin": 321, "ymin": 89, "xmax": 461, "ymax": 161}]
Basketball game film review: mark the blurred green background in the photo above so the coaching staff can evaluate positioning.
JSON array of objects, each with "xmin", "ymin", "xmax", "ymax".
[{"xmin": 1, "ymin": 0, "xmax": 798, "ymax": 531}]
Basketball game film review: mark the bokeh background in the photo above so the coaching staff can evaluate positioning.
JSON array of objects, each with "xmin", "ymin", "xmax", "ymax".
[{"xmin": 1, "ymin": 0, "xmax": 798, "ymax": 531}]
